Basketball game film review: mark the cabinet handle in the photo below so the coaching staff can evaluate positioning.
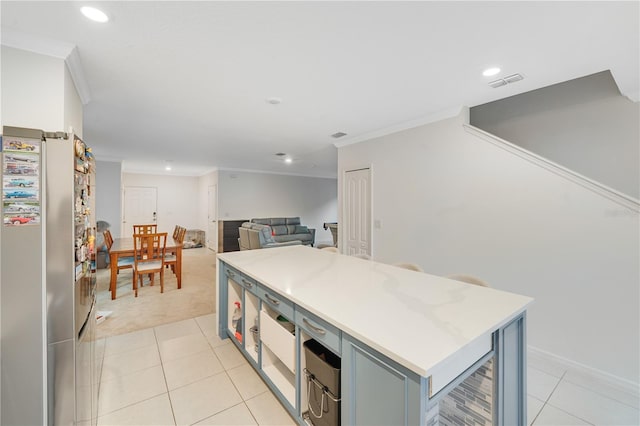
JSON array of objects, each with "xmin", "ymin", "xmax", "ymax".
[
  {"xmin": 226, "ymin": 270, "xmax": 235, "ymax": 278},
  {"xmin": 303, "ymin": 318, "xmax": 326, "ymax": 336},
  {"xmin": 241, "ymin": 278, "xmax": 253, "ymax": 289},
  {"xmin": 265, "ymin": 294, "xmax": 280, "ymax": 306}
]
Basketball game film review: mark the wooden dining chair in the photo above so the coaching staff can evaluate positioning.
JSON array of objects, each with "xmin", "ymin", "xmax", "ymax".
[
  {"xmin": 104, "ymin": 230, "xmax": 134, "ymax": 274},
  {"xmin": 133, "ymin": 224, "xmax": 158, "ymax": 235},
  {"xmin": 132, "ymin": 232, "xmax": 167, "ymax": 297},
  {"xmin": 172, "ymin": 225, "xmax": 180, "ymax": 239},
  {"xmin": 164, "ymin": 227, "xmax": 185, "ymax": 287}
]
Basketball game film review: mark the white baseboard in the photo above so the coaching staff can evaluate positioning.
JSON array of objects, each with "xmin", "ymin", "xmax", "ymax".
[{"xmin": 528, "ymin": 345, "xmax": 639, "ymax": 397}]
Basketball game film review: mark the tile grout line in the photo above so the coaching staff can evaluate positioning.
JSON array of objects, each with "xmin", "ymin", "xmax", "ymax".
[
  {"xmin": 97, "ymin": 340, "xmax": 167, "ymax": 419},
  {"xmin": 561, "ymin": 376, "xmax": 640, "ymax": 411},
  {"xmin": 223, "ymin": 367, "xmax": 263, "ymax": 425},
  {"xmin": 96, "ymin": 334, "xmax": 168, "ymax": 421},
  {"xmin": 155, "ymin": 326, "xmax": 179, "ymax": 426},
  {"xmin": 95, "ymin": 337, "xmax": 107, "ymax": 422},
  {"xmin": 177, "ymin": 327, "xmax": 253, "ymax": 426},
  {"xmin": 532, "ymin": 370, "xmax": 601, "ymax": 426},
  {"xmin": 530, "ymin": 369, "xmax": 567, "ymax": 426}
]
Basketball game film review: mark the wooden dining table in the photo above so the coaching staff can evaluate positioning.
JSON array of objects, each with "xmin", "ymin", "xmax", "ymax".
[{"xmin": 108, "ymin": 237, "xmax": 183, "ymax": 299}]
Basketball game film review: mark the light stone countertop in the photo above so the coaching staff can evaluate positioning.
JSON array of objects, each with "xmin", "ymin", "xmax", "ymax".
[{"xmin": 218, "ymin": 245, "xmax": 533, "ymax": 390}]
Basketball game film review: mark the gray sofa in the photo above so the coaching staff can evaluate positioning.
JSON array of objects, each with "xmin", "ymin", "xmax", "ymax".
[
  {"xmin": 238, "ymin": 222, "xmax": 302, "ymax": 250},
  {"xmin": 251, "ymin": 217, "xmax": 315, "ymax": 246}
]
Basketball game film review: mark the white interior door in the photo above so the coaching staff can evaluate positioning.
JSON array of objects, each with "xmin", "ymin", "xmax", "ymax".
[
  {"xmin": 123, "ymin": 186, "xmax": 157, "ymax": 237},
  {"xmin": 345, "ymin": 168, "xmax": 371, "ymax": 256},
  {"xmin": 207, "ymin": 185, "xmax": 218, "ymax": 251}
]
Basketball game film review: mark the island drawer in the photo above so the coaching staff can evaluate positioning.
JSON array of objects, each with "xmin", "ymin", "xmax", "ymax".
[
  {"xmin": 295, "ymin": 306, "xmax": 341, "ymax": 355},
  {"xmin": 257, "ymin": 287, "xmax": 294, "ymax": 320},
  {"xmin": 225, "ymin": 267, "xmax": 258, "ymax": 295}
]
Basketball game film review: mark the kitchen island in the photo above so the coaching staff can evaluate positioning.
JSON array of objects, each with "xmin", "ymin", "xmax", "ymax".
[{"xmin": 216, "ymin": 245, "xmax": 532, "ymax": 425}]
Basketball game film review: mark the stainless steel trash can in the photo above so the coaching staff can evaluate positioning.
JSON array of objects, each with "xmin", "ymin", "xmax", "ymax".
[{"xmin": 303, "ymin": 339, "xmax": 341, "ymax": 426}]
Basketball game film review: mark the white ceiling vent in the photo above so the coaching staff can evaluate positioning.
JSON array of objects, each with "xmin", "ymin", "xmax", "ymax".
[
  {"xmin": 489, "ymin": 73, "xmax": 524, "ymax": 88},
  {"xmin": 331, "ymin": 132, "xmax": 347, "ymax": 138},
  {"xmin": 504, "ymin": 73, "xmax": 524, "ymax": 83},
  {"xmin": 488, "ymin": 79, "xmax": 508, "ymax": 88}
]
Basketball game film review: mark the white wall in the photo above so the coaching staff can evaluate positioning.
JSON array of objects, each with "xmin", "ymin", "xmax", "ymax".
[
  {"xmin": 338, "ymin": 110, "xmax": 639, "ymax": 385},
  {"xmin": 471, "ymin": 71, "xmax": 640, "ymax": 199},
  {"xmin": 122, "ymin": 172, "xmax": 200, "ymax": 236},
  {"xmin": 1, "ymin": 46, "xmax": 64, "ymax": 131},
  {"xmin": 218, "ymin": 170, "xmax": 338, "ymax": 245},
  {"xmin": 95, "ymin": 160, "xmax": 122, "ymax": 237}
]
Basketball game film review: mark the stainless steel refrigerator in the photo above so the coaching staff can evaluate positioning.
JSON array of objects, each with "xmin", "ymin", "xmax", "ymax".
[{"xmin": 1, "ymin": 126, "xmax": 98, "ymax": 425}]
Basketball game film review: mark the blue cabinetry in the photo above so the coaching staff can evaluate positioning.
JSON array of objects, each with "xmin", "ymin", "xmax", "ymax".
[{"xmin": 217, "ymin": 254, "xmax": 528, "ymax": 426}]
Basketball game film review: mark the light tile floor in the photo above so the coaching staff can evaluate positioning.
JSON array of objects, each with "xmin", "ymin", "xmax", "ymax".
[
  {"xmin": 96, "ymin": 314, "xmax": 297, "ymax": 426},
  {"xmin": 96, "ymin": 314, "xmax": 639, "ymax": 426},
  {"xmin": 527, "ymin": 352, "xmax": 639, "ymax": 426}
]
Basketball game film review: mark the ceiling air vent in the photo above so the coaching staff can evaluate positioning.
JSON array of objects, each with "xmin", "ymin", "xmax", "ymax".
[
  {"xmin": 489, "ymin": 73, "xmax": 524, "ymax": 88},
  {"xmin": 504, "ymin": 73, "xmax": 524, "ymax": 83},
  {"xmin": 331, "ymin": 132, "xmax": 347, "ymax": 139},
  {"xmin": 488, "ymin": 79, "xmax": 507, "ymax": 88}
]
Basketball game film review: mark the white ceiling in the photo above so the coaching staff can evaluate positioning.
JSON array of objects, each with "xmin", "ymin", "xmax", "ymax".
[{"xmin": 2, "ymin": 1, "xmax": 638, "ymax": 178}]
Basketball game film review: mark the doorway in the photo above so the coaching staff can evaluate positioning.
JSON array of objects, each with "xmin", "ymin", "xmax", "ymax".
[
  {"xmin": 207, "ymin": 185, "xmax": 218, "ymax": 251},
  {"xmin": 344, "ymin": 168, "xmax": 371, "ymax": 256},
  {"xmin": 123, "ymin": 186, "xmax": 157, "ymax": 237}
]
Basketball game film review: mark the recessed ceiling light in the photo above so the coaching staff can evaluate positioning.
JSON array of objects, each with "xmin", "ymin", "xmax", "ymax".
[
  {"xmin": 284, "ymin": 157, "xmax": 293, "ymax": 164},
  {"xmin": 482, "ymin": 67, "xmax": 501, "ymax": 77},
  {"xmin": 81, "ymin": 6, "xmax": 109, "ymax": 23},
  {"xmin": 266, "ymin": 97, "xmax": 282, "ymax": 105},
  {"xmin": 165, "ymin": 161, "xmax": 172, "ymax": 171}
]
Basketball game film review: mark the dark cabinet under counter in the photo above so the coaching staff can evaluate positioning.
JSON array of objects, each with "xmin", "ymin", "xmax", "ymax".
[{"xmin": 217, "ymin": 219, "xmax": 248, "ymax": 253}]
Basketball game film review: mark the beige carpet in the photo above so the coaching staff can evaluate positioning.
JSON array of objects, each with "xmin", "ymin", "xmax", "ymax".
[{"xmin": 95, "ymin": 247, "xmax": 217, "ymax": 339}]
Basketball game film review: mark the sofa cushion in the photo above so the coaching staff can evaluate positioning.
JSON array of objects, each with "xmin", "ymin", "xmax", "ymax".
[
  {"xmin": 285, "ymin": 217, "xmax": 301, "ymax": 226},
  {"xmin": 274, "ymin": 232, "xmax": 314, "ymax": 244},
  {"xmin": 275, "ymin": 234, "xmax": 305, "ymax": 243},
  {"xmin": 258, "ymin": 226, "xmax": 275, "ymax": 244},
  {"xmin": 271, "ymin": 225, "xmax": 288, "ymax": 236},
  {"xmin": 252, "ymin": 218, "xmax": 270, "ymax": 226},
  {"xmin": 294, "ymin": 225, "xmax": 309, "ymax": 234},
  {"xmin": 272, "ymin": 218, "xmax": 286, "ymax": 226}
]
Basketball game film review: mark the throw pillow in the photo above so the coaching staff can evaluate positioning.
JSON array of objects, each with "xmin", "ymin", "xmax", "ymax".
[{"xmin": 294, "ymin": 225, "xmax": 309, "ymax": 234}]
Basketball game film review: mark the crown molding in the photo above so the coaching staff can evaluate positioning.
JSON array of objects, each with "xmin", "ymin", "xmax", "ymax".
[
  {"xmin": 217, "ymin": 167, "xmax": 337, "ymax": 180},
  {"xmin": 333, "ymin": 106, "xmax": 463, "ymax": 148},
  {"xmin": 2, "ymin": 28, "xmax": 91, "ymax": 105},
  {"xmin": 65, "ymin": 47, "xmax": 91, "ymax": 105},
  {"xmin": 623, "ymin": 90, "xmax": 639, "ymax": 103}
]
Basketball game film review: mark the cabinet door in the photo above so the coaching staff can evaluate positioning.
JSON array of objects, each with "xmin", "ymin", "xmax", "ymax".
[{"xmin": 342, "ymin": 335, "xmax": 423, "ymax": 426}]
